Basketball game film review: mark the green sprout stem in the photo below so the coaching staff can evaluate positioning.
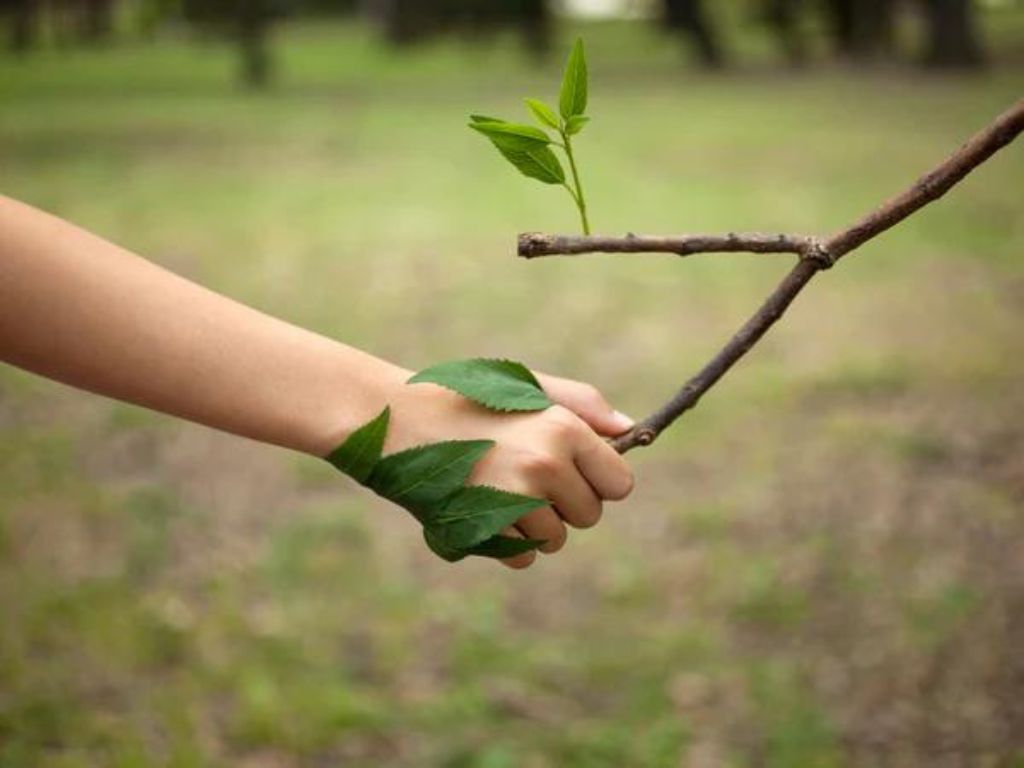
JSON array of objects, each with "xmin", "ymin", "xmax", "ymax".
[{"xmin": 560, "ymin": 130, "xmax": 590, "ymax": 235}]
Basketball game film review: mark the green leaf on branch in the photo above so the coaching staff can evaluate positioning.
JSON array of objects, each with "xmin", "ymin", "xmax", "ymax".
[
  {"xmin": 524, "ymin": 98, "xmax": 560, "ymax": 130},
  {"xmin": 325, "ymin": 406, "xmax": 389, "ymax": 484},
  {"xmin": 409, "ymin": 358, "xmax": 553, "ymax": 412},
  {"xmin": 469, "ymin": 120, "xmax": 552, "ymax": 149},
  {"xmin": 469, "ymin": 118, "xmax": 565, "ymax": 184},
  {"xmin": 369, "ymin": 439, "xmax": 494, "ymax": 519},
  {"xmin": 468, "ymin": 37, "xmax": 593, "ymax": 232},
  {"xmin": 559, "ymin": 38, "xmax": 588, "ymax": 120},
  {"xmin": 565, "ymin": 115, "xmax": 590, "ymax": 136},
  {"xmin": 495, "ymin": 144, "xmax": 566, "ymax": 185}
]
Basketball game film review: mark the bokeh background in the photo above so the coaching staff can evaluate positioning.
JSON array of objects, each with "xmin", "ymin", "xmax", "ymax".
[{"xmin": 2, "ymin": 1, "xmax": 1023, "ymax": 766}]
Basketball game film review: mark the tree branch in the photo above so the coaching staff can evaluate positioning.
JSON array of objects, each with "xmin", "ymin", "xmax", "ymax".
[
  {"xmin": 518, "ymin": 232, "xmax": 816, "ymax": 259},
  {"xmin": 517, "ymin": 98, "xmax": 1024, "ymax": 453}
]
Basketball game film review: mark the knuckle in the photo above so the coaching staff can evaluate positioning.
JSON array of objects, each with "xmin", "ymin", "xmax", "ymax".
[
  {"xmin": 545, "ymin": 406, "xmax": 581, "ymax": 439},
  {"xmin": 520, "ymin": 450, "xmax": 560, "ymax": 478}
]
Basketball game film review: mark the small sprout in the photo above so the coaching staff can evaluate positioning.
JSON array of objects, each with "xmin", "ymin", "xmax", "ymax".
[{"xmin": 470, "ymin": 38, "xmax": 592, "ymax": 234}]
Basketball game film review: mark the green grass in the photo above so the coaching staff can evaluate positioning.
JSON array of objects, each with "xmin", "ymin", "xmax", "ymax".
[{"xmin": 2, "ymin": 15, "xmax": 1024, "ymax": 767}]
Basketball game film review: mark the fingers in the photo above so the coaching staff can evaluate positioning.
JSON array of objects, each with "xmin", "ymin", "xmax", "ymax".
[
  {"xmin": 535, "ymin": 373, "xmax": 634, "ymax": 437},
  {"xmin": 547, "ymin": 465, "xmax": 603, "ymax": 529},
  {"xmin": 573, "ymin": 432, "xmax": 635, "ymax": 501},
  {"xmin": 515, "ymin": 505, "xmax": 567, "ymax": 554},
  {"xmin": 542, "ymin": 406, "xmax": 634, "ymax": 503},
  {"xmin": 508, "ymin": 468, "xmax": 601, "ymax": 558},
  {"xmin": 498, "ymin": 526, "xmax": 538, "ymax": 570},
  {"xmin": 488, "ymin": 402, "xmax": 636, "ymax": 570}
]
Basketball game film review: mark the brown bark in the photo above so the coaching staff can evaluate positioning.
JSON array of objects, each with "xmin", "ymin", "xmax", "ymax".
[{"xmin": 517, "ymin": 99, "xmax": 1024, "ymax": 453}]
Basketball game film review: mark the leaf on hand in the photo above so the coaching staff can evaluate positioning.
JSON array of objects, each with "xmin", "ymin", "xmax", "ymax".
[
  {"xmin": 408, "ymin": 358, "xmax": 553, "ymax": 412},
  {"xmin": 425, "ymin": 526, "xmax": 545, "ymax": 563},
  {"xmin": 428, "ymin": 485, "xmax": 547, "ymax": 551},
  {"xmin": 559, "ymin": 37, "xmax": 588, "ymax": 120},
  {"xmin": 524, "ymin": 98, "xmax": 560, "ymax": 130},
  {"xmin": 469, "ymin": 120, "xmax": 552, "ymax": 150},
  {"xmin": 323, "ymin": 360, "xmax": 558, "ymax": 564},
  {"xmin": 324, "ymin": 406, "xmax": 390, "ymax": 484},
  {"xmin": 422, "ymin": 526, "xmax": 465, "ymax": 562},
  {"xmin": 466, "ymin": 534, "xmax": 545, "ymax": 560},
  {"xmin": 368, "ymin": 439, "xmax": 494, "ymax": 519},
  {"xmin": 565, "ymin": 115, "xmax": 590, "ymax": 136}
]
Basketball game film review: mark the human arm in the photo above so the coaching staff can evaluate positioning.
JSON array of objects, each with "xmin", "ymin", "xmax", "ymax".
[{"xmin": 0, "ymin": 195, "xmax": 634, "ymax": 567}]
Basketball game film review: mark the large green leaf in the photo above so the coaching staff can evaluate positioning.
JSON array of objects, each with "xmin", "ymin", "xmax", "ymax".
[
  {"xmin": 324, "ymin": 406, "xmax": 389, "ymax": 484},
  {"xmin": 367, "ymin": 439, "xmax": 493, "ymax": 519},
  {"xmin": 408, "ymin": 359, "xmax": 553, "ymax": 412},
  {"xmin": 429, "ymin": 485, "xmax": 547, "ymax": 551},
  {"xmin": 559, "ymin": 38, "xmax": 588, "ymax": 120},
  {"xmin": 524, "ymin": 98, "xmax": 560, "ymax": 130}
]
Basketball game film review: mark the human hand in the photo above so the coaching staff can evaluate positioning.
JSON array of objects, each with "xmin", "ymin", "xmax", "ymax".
[{"xmin": 384, "ymin": 370, "xmax": 635, "ymax": 569}]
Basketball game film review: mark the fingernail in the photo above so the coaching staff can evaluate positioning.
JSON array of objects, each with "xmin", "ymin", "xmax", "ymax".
[{"xmin": 611, "ymin": 410, "xmax": 635, "ymax": 430}]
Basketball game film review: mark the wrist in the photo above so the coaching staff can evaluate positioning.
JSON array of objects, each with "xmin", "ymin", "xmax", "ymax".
[
  {"xmin": 292, "ymin": 342, "xmax": 411, "ymax": 458},
  {"xmin": 383, "ymin": 377, "xmax": 486, "ymax": 455}
]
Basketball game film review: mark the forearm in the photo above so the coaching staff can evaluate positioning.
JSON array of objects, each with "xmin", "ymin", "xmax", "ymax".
[{"xmin": 0, "ymin": 195, "xmax": 406, "ymax": 456}]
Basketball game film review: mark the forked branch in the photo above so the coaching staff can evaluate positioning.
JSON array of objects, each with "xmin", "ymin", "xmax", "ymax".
[{"xmin": 518, "ymin": 99, "xmax": 1024, "ymax": 453}]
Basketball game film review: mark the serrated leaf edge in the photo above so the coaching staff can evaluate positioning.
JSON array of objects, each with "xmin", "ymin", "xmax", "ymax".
[
  {"xmin": 408, "ymin": 358, "xmax": 552, "ymax": 413},
  {"xmin": 369, "ymin": 439, "xmax": 494, "ymax": 504},
  {"xmin": 433, "ymin": 484, "xmax": 547, "ymax": 525},
  {"xmin": 324, "ymin": 406, "xmax": 390, "ymax": 483}
]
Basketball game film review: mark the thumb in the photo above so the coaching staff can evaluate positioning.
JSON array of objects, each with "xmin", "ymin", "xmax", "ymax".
[{"xmin": 534, "ymin": 373, "xmax": 635, "ymax": 437}]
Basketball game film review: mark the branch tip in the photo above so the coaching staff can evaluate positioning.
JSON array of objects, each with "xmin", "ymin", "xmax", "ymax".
[{"xmin": 516, "ymin": 100, "xmax": 1024, "ymax": 453}]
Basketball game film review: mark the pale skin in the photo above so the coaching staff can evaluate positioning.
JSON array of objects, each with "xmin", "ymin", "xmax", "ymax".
[{"xmin": 0, "ymin": 195, "xmax": 634, "ymax": 568}]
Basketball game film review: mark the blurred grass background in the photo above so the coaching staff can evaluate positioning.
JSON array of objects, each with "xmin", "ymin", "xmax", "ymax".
[{"xmin": 2, "ymin": 8, "xmax": 1024, "ymax": 767}]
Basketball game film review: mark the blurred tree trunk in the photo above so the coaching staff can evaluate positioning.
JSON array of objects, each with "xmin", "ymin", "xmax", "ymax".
[
  {"xmin": 763, "ymin": 0, "xmax": 807, "ymax": 66},
  {"xmin": 519, "ymin": 0, "xmax": 550, "ymax": 58},
  {"xmin": 80, "ymin": 0, "xmax": 115, "ymax": 43},
  {"xmin": 180, "ymin": 0, "xmax": 285, "ymax": 88},
  {"xmin": 827, "ymin": 0, "xmax": 855, "ymax": 54},
  {"xmin": 8, "ymin": 0, "xmax": 38, "ymax": 52},
  {"xmin": 367, "ymin": 0, "xmax": 551, "ymax": 57},
  {"xmin": 921, "ymin": 0, "xmax": 984, "ymax": 69},
  {"xmin": 371, "ymin": 0, "xmax": 420, "ymax": 45},
  {"xmin": 661, "ymin": 0, "xmax": 725, "ymax": 68},
  {"xmin": 824, "ymin": 0, "xmax": 894, "ymax": 59},
  {"xmin": 238, "ymin": 2, "xmax": 273, "ymax": 88}
]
